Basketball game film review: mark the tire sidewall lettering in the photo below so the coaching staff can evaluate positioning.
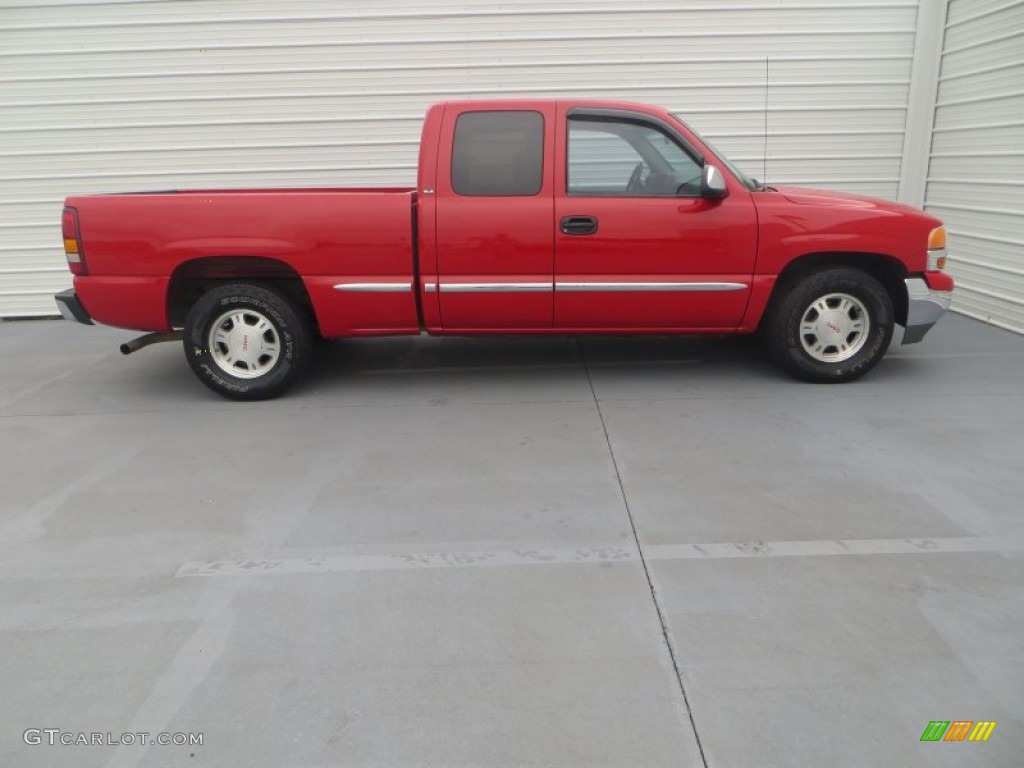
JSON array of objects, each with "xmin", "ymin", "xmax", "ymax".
[{"xmin": 197, "ymin": 363, "xmax": 250, "ymax": 393}]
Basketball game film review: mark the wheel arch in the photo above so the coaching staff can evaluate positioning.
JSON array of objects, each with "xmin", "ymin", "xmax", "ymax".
[
  {"xmin": 768, "ymin": 252, "xmax": 908, "ymax": 327},
  {"xmin": 167, "ymin": 256, "xmax": 320, "ymax": 334}
]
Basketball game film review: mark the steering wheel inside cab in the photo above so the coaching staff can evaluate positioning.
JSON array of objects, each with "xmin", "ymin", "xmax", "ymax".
[{"xmin": 625, "ymin": 162, "xmax": 646, "ymax": 193}]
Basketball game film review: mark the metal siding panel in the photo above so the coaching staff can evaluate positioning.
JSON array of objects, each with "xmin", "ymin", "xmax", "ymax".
[
  {"xmin": 926, "ymin": 0, "xmax": 1024, "ymax": 333},
  {"xmin": 925, "ymin": 180, "xmax": 1024, "ymax": 210},
  {"xmin": 1, "ymin": 0, "xmax": 918, "ymax": 317}
]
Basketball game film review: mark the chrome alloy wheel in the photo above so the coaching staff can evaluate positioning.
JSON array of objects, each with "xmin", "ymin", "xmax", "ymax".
[
  {"xmin": 798, "ymin": 292, "xmax": 870, "ymax": 363},
  {"xmin": 208, "ymin": 308, "xmax": 281, "ymax": 379}
]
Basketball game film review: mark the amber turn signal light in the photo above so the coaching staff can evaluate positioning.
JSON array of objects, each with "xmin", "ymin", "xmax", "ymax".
[
  {"xmin": 62, "ymin": 206, "xmax": 86, "ymax": 274},
  {"xmin": 928, "ymin": 226, "xmax": 947, "ymax": 270}
]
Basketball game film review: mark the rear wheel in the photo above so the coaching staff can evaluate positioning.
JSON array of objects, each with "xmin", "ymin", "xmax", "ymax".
[
  {"xmin": 184, "ymin": 283, "xmax": 312, "ymax": 400},
  {"xmin": 766, "ymin": 267, "xmax": 893, "ymax": 382}
]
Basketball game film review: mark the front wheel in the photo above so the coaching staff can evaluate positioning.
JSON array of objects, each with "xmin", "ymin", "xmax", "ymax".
[
  {"xmin": 766, "ymin": 267, "xmax": 894, "ymax": 383},
  {"xmin": 184, "ymin": 283, "xmax": 312, "ymax": 400}
]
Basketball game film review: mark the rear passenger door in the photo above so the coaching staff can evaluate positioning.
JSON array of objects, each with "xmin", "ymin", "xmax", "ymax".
[{"xmin": 434, "ymin": 105, "xmax": 556, "ymax": 330}]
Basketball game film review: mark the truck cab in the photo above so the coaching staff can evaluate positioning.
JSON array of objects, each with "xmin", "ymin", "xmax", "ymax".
[{"xmin": 417, "ymin": 100, "xmax": 757, "ymax": 334}]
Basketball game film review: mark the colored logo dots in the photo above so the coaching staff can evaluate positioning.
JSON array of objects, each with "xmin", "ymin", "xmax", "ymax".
[{"xmin": 921, "ymin": 720, "xmax": 997, "ymax": 742}]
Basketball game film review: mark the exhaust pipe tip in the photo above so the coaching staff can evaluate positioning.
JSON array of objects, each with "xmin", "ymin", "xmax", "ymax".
[{"xmin": 120, "ymin": 331, "xmax": 182, "ymax": 355}]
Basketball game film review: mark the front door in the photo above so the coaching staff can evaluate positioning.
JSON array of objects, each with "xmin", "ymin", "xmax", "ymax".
[
  {"xmin": 434, "ymin": 105, "xmax": 556, "ymax": 330},
  {"xmin": 554, "ymin": 108, "xmax": 757, "ymax": 330}
]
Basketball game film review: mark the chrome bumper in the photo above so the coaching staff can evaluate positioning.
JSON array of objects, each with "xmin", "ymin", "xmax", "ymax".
[{"xmin": 902, "ymin": 277, "xmax": 951, "ymax": 345}]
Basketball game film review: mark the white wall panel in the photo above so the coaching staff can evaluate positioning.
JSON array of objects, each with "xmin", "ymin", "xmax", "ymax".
[
  {"xmin": 0, "ymin": 0, "xmax": 919, "ymax": 317},
  {"xmin": 926, "ymin": 0, "xmax": 1024, "ymax": 333}
]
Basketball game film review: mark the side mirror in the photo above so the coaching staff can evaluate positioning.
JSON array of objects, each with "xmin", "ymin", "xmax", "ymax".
[{"xmin": 701, "ymin": 165, "xmax": 729, "ymax": 200}]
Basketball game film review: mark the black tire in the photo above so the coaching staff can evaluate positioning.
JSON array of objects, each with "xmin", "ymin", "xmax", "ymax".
[
  {"xmin": 766, "ymin": 267, "xmax": 893, "ymax": 383},
  {"xmin": 184, "ymin": 283, "xmax": 312, "ymax": 400}
]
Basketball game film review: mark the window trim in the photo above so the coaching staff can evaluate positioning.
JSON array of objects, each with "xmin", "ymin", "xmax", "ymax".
[{"xmin": 567, "ymin": 107, "xmax": 705, "ymax": 159}]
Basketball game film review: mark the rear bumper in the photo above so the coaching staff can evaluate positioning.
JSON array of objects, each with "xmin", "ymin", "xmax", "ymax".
[
  {"xmin": 902, "ymin": 275, "xmax": 953, "ymax": 345},
  {"xmin": 54, "ymin": 289, "xmax": 93, "ymax": 325}
]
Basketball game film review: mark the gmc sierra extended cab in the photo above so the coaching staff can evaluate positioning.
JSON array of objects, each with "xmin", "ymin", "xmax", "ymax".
[{"xmin": 56, "ymin": 98, "xmax": 954, "ymax": 400}]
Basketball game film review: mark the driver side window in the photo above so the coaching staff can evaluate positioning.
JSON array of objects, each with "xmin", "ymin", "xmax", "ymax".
[{"xmin": 567, "ymin": 117, "xmax": 702, "ymax": 197}]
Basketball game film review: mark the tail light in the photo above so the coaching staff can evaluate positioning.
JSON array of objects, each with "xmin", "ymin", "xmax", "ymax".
[
  {"xmin": 927, "ymin": 225, "xmax": 947, "ymax": 271},
  {"xmin": 62, "ymin": 206, "xmax": 87, "ymax": 275}
]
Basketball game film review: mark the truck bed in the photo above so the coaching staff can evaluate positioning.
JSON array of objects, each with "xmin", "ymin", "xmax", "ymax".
[{"xmin": 68, "ymin": 188, "xmax": 420, "ymax": 335}]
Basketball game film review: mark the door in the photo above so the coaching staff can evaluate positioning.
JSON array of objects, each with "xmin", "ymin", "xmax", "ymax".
[
  {"xmin": 434, "ymin": 105, "xmax": 556, "ymax": 330},
  {"xmin": 554, "ymin": 107, "xmax": 758, "ymax": 330}
]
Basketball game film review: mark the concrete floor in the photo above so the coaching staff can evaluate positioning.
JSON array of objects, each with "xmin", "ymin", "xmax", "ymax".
[{"xmin": 1, "ymin": 313, "xmax": 1022, "ymax": 768}]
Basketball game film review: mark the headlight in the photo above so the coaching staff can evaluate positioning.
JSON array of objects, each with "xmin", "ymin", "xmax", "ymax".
[{"xmin": 927, "ymin": 226, "xmax": 947, "ymax": 270}]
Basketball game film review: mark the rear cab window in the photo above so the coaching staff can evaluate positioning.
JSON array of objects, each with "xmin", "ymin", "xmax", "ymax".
[{"xmin": 451, "ymin": 111, "xmax": 544, "ymax": 196}]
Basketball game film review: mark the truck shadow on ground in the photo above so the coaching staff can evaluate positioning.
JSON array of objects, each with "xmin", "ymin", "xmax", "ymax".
[
  {"xmin": 106, "ymin": 332, "xmax": 942, "ymax": 405},
  {"xmin": 304, "ymin": 334, "xmax": 774, "ymax": 387}
]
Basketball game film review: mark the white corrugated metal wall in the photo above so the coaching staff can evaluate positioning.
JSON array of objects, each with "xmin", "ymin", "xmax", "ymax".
[
  {"xmin": 925, "ymin": 0, "xmax": 1024, "ymax": 334},
  {"xmin": 1, "ymin": 0, "xmax": 923, "ymax": 317}
]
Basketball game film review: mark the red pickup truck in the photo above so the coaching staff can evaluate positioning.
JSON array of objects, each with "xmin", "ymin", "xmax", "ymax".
[{"xmin": 56, "ymin": 98, "xmax": 954, "ymax": 400}]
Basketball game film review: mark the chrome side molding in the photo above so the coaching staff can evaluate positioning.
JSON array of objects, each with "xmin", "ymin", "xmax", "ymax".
[
  {"xmin": 439, "ymin": 282, "xmax": 552, "ymax": 293},
  {"xmin": 338, "ymin": 280, "xmax": 748, "ymax": 294},
  {"xmin": 333, "ymin": 283, "xmax": 412, "ymax": 292},
  {"xmin": 556, "ymin": 281, "xmax": 747, "ymax": 292}
]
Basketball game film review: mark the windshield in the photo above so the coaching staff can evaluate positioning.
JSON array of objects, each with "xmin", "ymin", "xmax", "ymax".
[{"xmin": 670, "ymin": 114, "xmax": 760, "ymax": 191}]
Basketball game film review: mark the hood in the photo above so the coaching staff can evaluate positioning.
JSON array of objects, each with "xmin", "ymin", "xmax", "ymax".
[{"xmin": 770, "ymin": 185, "xmax": 925, "ymax": 217}]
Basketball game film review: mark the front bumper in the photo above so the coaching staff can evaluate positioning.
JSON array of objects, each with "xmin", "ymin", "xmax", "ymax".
[
  {"xmin": 54, "ymin": 289, "xmax": 93, "ymax": 325},
  {"xmin": 902, "ymin": 276, "xmax": 952, "ymax": 344}
]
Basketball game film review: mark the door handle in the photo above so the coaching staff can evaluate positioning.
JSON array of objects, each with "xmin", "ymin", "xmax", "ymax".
[{"xmin": 560, "ymin": 216, "xmax": 599, "ymax": 236}]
